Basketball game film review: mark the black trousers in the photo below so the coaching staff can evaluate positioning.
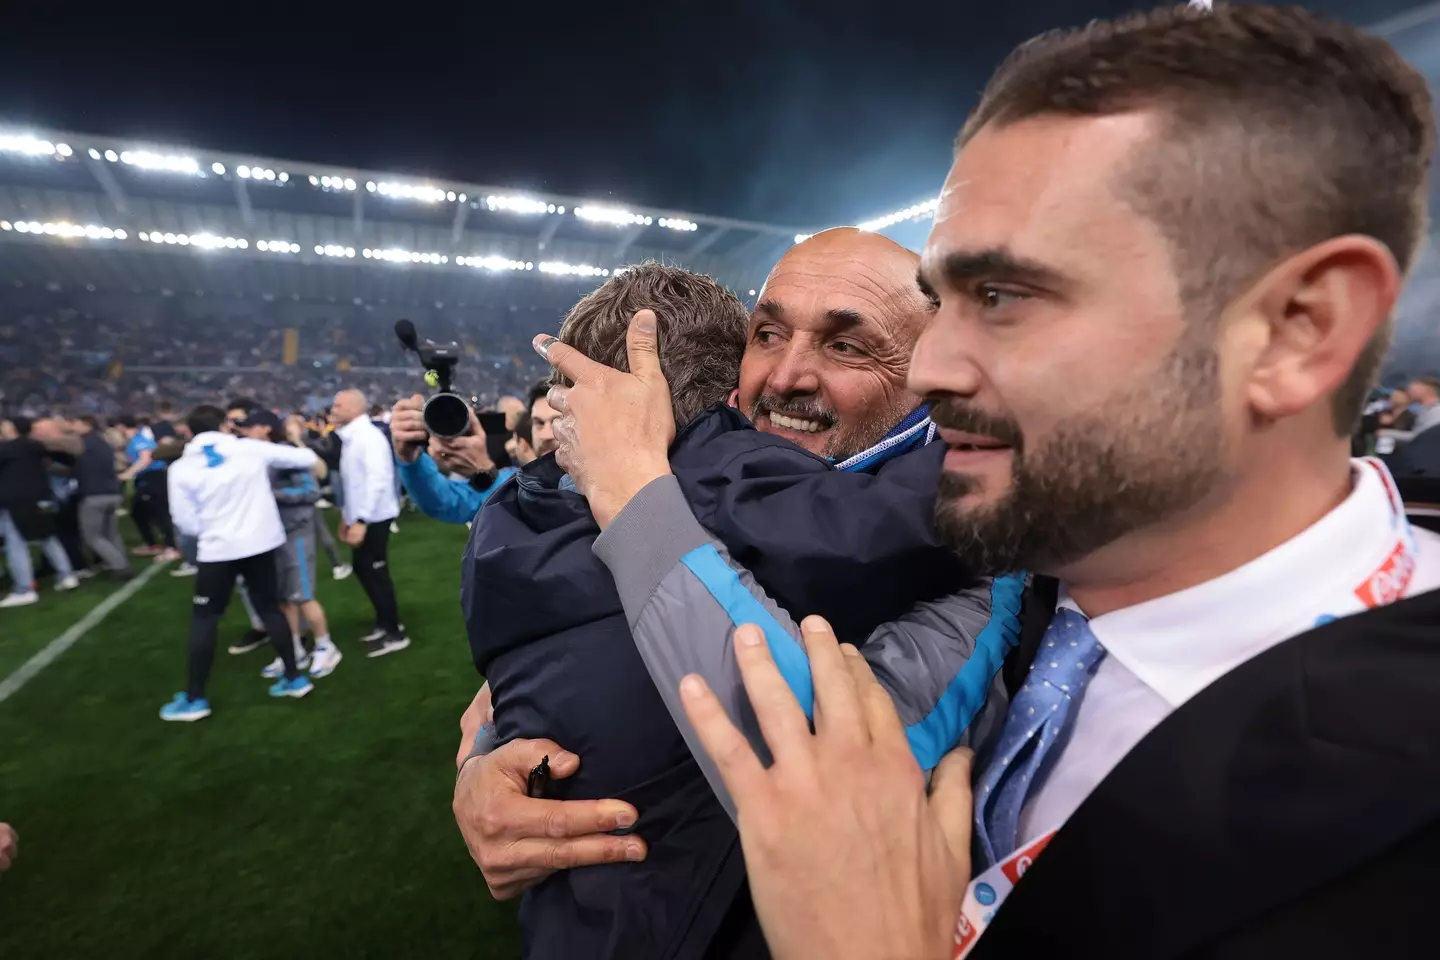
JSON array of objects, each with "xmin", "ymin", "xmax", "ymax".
[
  {"xmin": 133, "ymin": 471, "xmax": 175, "ymax": 548},
  {"xmin": 351, "ymin": 520, "xmax": 400, "ymax": 634},
  {"xmin": 186, "ymin": 550, "xmax": 297, "ymax": 699}
]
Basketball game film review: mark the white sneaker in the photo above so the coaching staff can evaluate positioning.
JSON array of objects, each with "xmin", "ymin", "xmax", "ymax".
[
  {"xmin": 309, "ymin": 644, "xmax": 343, "ymax": 679},
  {"xmin": 332, "ymin": 564, "xmax": 352, "ymax": 581},
  {"xmin": 0, "ymin": 590, "xmax": 39, "ymax": 608},
  {"xmin": 261, "ymin": 653, "xmax": 312, "ymax": 679},
  {"xmin": 170, "ymin": 563, "xmax": 199, "ymax": 578},
  {"xmin": 316, "ymin": 498, "xmax": 333, "ymax": 509},
  {"xmin": 55, "ymin": 575, "xmax": 80, "ymax": 592}
]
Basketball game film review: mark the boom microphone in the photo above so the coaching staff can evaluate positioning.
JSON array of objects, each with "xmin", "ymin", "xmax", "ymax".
[{"xmin": 394, "ymin": 318, "xmax": 419, "ymax": 352}]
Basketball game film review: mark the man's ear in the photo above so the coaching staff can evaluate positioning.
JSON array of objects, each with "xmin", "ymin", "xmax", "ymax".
[
  {"xmin": 727, "ymin": 388, "xmax": 740, "ymax": 409},
  {"xmin": 1235, "ymin": 235, "xmax": 1400, "ymax": 423}
]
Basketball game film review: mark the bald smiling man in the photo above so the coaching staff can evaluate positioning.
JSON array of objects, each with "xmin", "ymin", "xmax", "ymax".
[
  {"xmin": 742, "ymin": 228, "xmax": 932, "ymax": 460},
  {"xmin": 451, "ymin": 231, "xmax": 986, "ymax": 959}
]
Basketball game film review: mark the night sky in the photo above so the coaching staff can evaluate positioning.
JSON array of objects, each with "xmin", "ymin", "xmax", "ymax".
[{"xmin": 0, "ymin": 1, "xmax": 1422, "ymax": 229}]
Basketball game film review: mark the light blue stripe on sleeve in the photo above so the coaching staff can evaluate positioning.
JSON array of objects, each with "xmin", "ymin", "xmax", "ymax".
[
  {"xmin": 679, "ymin": 545, "xmax": 815, "ymax": 720},
  {"xmin": 903, "ymin": 573, "xmax": 1025, "ymax": 771}
]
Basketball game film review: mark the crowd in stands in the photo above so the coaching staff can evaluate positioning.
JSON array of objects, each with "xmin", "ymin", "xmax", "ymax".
[{"xmin": 0, "ymin": 304, "xmax": 550, "ymax": 418}]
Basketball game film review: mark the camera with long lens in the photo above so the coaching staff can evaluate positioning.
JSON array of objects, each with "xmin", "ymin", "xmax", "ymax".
[{"xmin": 394, "ymin": 318, "xmax": 472, "ymax": 438}]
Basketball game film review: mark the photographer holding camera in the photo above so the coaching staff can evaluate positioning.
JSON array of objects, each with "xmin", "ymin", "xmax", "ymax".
[
  {"xmin": 390, "ymin": 395, "xmax": 520, "ymax": 525},
  {"xmin": 389, "ymin": 320, "xmax": 526, "ymax": 526}
]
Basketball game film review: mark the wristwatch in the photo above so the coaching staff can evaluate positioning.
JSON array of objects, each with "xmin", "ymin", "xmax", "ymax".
[{"xmin": 469, "ymin": 468, "xmax": 498, "ymax": 490}]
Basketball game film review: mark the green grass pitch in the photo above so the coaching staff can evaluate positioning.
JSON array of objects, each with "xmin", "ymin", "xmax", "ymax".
[{"xmin": 0, "ymin": 510, "xmax": 523, "ymax": 958}]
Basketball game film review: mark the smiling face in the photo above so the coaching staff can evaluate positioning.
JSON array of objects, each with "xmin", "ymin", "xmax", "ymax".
[
  {"xmin": 911, "ymin": 113, "xmax": 1230, "ymax": 574},
  {"xmin": 738, "ymin": 229, "xmax": 929, "ymax": 459}
]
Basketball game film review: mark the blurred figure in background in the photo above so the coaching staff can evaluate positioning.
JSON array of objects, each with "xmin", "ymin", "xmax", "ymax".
[
  {"xmin": 0, "ymin": 416, "xmax": 80, "ymax": 607},
  {"xmin": 71, "ymin": 415, "xmax": 132, "ymax": 579},
  {"xmin": 116, "ymin": 415, "xmax": 179, "ymax": 561},
  {"xmin": 331, "ymin": 389, "xmax": 409, "ymax": 657},
  {"xmin": 163, "ymin": 404, "xmax": 319, "ymax": 721},
  {"xmin": 235, "ymin": 411, "xmax": 343, "ymax": 681}
]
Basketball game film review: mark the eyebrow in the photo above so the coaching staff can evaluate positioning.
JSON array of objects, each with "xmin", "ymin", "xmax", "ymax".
[
  {"xmin": 754, "ymin": 299, "xmax": 871, "ymax": 333},
  {"xmin": 919, "ymin": 248, "xmax": 1070, "ymax": 293}
]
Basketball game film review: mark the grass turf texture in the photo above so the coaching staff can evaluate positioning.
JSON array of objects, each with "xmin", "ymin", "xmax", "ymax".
[{"xmin": 0, "ymin": 510, "xmax": 521, "ymax": 958}]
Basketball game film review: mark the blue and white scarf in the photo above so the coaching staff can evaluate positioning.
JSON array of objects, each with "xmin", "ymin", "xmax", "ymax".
[{"xmin": 833, "ymin": 405, "xmax": 937, "ymax": 474}]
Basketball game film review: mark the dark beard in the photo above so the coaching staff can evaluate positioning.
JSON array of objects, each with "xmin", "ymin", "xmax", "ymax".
[{"xmin": 933, "ymin": 335, "xmax": 1225, "ymax": 574}]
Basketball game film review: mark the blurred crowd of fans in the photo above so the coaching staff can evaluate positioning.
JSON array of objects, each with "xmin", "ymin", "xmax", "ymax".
[{"xmin": 0, "ymin": 306, "xmax": 550, "ymax": 418}]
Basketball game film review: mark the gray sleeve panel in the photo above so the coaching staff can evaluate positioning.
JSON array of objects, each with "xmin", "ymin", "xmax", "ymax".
[
  {"xmin": 861, "ymin": 587, "xmax": 992, "ymax": 728},
  {"xmin": 592, "ymin": 475, "xmax": 714, "ymax": 619}
]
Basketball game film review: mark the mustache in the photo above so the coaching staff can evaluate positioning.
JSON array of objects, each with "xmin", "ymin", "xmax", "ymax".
[
  {"xmin": 750, "ymin": 394, "xmax": 837, "ymax": 429},
  {"xmin": 928, "ymin": 399, "xmax": 1024, "ymax": 450}
]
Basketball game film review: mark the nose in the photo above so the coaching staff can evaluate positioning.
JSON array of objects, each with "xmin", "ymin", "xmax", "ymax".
[
  {"xmin": 908, "ymin": 313, "xmax": 984, "ymax": 400},
  {"xmin": 765, "ymin": 341, "xmax": 822, "ymax": 397}
]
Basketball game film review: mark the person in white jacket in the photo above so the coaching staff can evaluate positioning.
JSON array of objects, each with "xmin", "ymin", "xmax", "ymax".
[
  {"xmin": 331, "ymin": 389, "xmax": 409, "ymax": 658},
  {"xmin": 162, "ymin": 405, "xmax": 321, "ymax": 721}
]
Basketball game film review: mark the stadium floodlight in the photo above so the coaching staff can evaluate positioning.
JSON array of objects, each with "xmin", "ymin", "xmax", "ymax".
[
  {"xmin": 794, "ymin": 233, "xmax": 813, "ymax": 244},
  {"xmin": 187, "ymin": 233, "xmax": 248, "ymax": 250},
  {"xmin": 574, "ymin": 205, "xmax": 651, "ymax": 228},
  {"xmin": 856, "ymin": 197, "xmax": 940, "ymax": 233},
  {"xmin": 657, "ymin": 217, "xmax": 699, "ymax": 232},
  {"xmin": 3, "ymin": 219, "xmax": 126, "ymax": 240},
  {"xmin": 317, "ymin": 175, "xmax": 357, "ymax": 192},
  {"xmin": 484, "ymin": 195, "xmax": 556, "ymax": 216},
  {"xmin": 56, "ymin": 143, "xmax": 72, "ymax": 157},
  {"xmin": 256, "ymin": 240, "xmax": 300, "ymax": 254},
  {"xmin": 373, "ymin": 181, "xmax": 449, "ymax": 203},
  {"xmin": 457, "ymin": 255, "xmax": 529, "ymax": 272},
  {"xmin": 212, "ymin": 162, "xmax": 226, "ymax": 175},
  {"xmin": 314, "ymin": 244, "xmax": 358, "ymax": 258},
  {"xmin": 104, "ymin": 149, "xmax": 118, "ymax": 162},
  {"xmin": 88, "ymin": 148, "xmax": 101, "ymax": 160},
  {"xmin": 119, "ymin": 149, "xmax": 201, "ymax": 175},
  {"xmin": 0, "ymin": 133, "xmax": 61, "ymax": 158},
  {"xmin": 362, "ymin": 246, "xmax": 449, "ymax": 264},
  {"xmin": 538, "ymin": 260, "xmax": 610, "ymax": 278}
]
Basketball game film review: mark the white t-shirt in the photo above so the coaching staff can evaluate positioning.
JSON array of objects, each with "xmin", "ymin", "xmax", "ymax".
[{"xmin": 168, "ymin": 432, "xmax": 318, "ymax": 563}]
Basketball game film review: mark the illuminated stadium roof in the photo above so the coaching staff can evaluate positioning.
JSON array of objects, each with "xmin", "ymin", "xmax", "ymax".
[{"xmin": 0, "ymin": 125, "xmax": 814, "ymax": 306}]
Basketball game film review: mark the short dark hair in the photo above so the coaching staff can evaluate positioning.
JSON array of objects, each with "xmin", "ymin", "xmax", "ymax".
[
  {"xmin": 116, "ymin": 414, "xmax": 138, "ymax": 429},
  {"xmin": 526, "ymin": 378, "xmax": 550, "ymax": 412},
  {"xmin": 553, "ymin": 263, "xmax": 747, "ymax": 426},
  {"xmin": 187, "ymin": 405, "xmax": 226, "ymax": 436},
  {"xmin": 962, "ymin": 4, "xmax": 1434, "ymax": 436},
  {"xmin": 226, "ymin": 397, "xmax": 258, "ymax": 415},
  {"xmin": 11, "ymin": 416, "xmax": 32, "ymax": 437},
  {"xmin": 156, "ymin": 400, "xmax": 175, "ymax": 416},
  {"xmin": 78, "ymin": 415, "xmax": 99, "ymax": 430},
  {"xmin": 513, "ymin": 410, "xmax": 533, "ymax": 446}
]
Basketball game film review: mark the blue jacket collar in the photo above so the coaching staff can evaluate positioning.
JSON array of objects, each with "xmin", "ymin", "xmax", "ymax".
[{"xmin": 832, "ymin": 405, "xmax": 936, "ymax": 474}]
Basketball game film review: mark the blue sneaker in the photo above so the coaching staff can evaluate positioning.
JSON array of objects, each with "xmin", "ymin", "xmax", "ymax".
[
  {"xmin": 160, "ymin": 692, "xmax": 212, "ymax": 722},
  {"xmin": 268, "ymin": 675, "xmax": 314, "ymax": 699}
]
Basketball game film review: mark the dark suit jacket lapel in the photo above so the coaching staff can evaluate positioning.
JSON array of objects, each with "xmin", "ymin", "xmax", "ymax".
[{"xmin": 973, "ymin": 586, "xmax": 1440, "ymax": 959}]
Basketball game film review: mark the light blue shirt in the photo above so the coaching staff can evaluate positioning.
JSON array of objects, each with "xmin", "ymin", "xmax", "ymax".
[{"xmin": 396, "ymin": 453, "xmax": 516, "ymax": 525}]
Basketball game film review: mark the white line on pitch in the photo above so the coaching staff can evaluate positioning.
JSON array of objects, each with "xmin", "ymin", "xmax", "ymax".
[{"xmin": 0, "ymin": 561, "xmax": 170, "ymax": 705}]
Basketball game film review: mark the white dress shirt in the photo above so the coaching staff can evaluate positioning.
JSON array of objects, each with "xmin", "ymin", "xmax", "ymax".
[
  {"xmin": 168, "ymin": 432, "xmax": 319, "ymax": 563},
  {"xmin": 1015, "ymin": 458, "xmax": 1440, "ymax": 847},
  {"xmin": 337, "ymin": 416, "xmax": 400, "ymax": 526}
]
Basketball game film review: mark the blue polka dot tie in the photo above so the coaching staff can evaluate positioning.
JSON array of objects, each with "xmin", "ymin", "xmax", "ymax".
[{"xmin": 974, "ymin": 608, "xmax": 1107, "ymax": 867}]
